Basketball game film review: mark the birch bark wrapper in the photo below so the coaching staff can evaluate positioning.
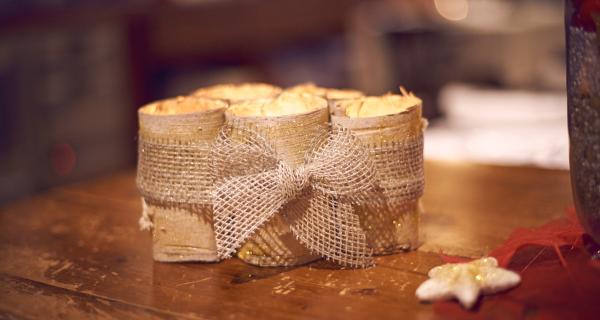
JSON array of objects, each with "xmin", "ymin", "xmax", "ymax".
[
  {"xmin": 136, "ymin": 97, "xmax": 227, "ymax": 262},
  {"xmin": 331, "ymin": 97, "xmax": 425, "ymax": 254},
  {"xmin": 221, "ymin": 95, "xmax": 329, "ymax": 266}
]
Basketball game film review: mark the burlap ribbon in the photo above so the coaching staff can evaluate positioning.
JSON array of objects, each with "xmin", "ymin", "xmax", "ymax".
[
  {"xmin": 210, "ymin": 125, "xmax": 378, "ymax": 267},
  {"xmin": 137, "ymin": 109, "xmax": 226, "ymax": 207}
]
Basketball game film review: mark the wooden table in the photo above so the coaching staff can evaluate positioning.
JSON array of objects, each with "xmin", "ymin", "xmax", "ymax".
[{"xmin": 0, "ymin": 161, "xmax": 573, "ymax": 319}]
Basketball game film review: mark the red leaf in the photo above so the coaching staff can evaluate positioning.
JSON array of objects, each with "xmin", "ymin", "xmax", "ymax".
[{"xmin": 432, "ymin": 208, "xmax": 600, "ymax": 319}]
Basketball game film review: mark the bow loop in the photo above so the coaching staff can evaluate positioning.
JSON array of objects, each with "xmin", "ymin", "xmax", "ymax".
[
  {"xmin": 278, "ymin": 163, "xmax": 310, "ymax": 200},
  {"xmin": 212, "ymin": 168, "xmax": 290, "ymax": 259},
  {"xmin": 211, "ymin": 125, "xmax": 376, "ymax": 266},
  {"xmin": 305, "ymin": 127, "xmax": 377, "ymax": 198}
]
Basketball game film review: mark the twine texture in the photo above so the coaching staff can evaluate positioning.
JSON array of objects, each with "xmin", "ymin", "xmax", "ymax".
[{"xmin": 210, "ymin": 124, "xmax": 378, "ymax": 267}]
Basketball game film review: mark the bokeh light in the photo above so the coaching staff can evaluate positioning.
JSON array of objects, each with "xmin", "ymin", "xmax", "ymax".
[{"xmin": 434, "ymin": 0, "xmax": 469, "ymax": 21}]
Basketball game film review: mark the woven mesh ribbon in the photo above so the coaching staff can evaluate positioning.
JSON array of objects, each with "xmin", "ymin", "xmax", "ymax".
[
  {"xmin": 332, "ymin": 108, "xmax": 425, "ymax": 207},
  {"xmin": 210, "ymin": 125, "xmax": 377, "ymax": 267},
  {"xmin": 136, "ymin": 109, "xmax": 225, "ymax": 207}
]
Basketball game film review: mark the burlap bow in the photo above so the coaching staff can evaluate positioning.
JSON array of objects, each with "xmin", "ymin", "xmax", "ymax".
[{"xmin": 210, "ymin": 125, "xmax": 378, "ymax": 267}]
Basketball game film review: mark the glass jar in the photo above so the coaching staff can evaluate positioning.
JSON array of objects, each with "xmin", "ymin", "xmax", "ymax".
[{"xmin": 566, "ymin": 0, "xmax": 600, "ymax": 245}]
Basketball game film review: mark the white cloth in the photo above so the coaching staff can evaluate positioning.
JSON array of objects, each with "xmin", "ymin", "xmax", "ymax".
[{"xmin": 425, "ymin": 84, "xmax": 569, "ymax": 169}]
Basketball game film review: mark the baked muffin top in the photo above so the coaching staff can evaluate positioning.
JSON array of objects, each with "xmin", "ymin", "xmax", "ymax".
[
  {"xmin": 344, "ymin": 89, "xmax": 421, "ymax": 118},
  {"xmin": 286, "ymin": 83, "xmax": 363, "ymax": 101},
  {"xmin": 139, "ymin": 96, "xmax": 226, "ymax": 115},
  {"xmin": 228, "ymin": 92, "xmax": 327, "ymax": 117},
  {"xmin": 193, "ymin": 83, "xmax": 282, "ymax": 103}
]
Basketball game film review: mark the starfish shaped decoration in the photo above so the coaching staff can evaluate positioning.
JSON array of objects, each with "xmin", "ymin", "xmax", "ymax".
[{"xmin": 416, "ymin": 257, "xmax": 521, "ymax": 309}]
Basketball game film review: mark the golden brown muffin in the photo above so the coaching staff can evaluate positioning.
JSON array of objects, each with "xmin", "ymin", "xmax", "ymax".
[
  {"xmin": 344, "ymin": 88, "xmax": 421, "ymax": 118},
  {"xmin": 228, "ymin": 92, "xmax": 326, "ymax": 117},
  {"xmin": 192, "ymin": 83, "xmax": 282, "ymax": 103},
  {"xmin": 139, "ymin": 96, "xmax": 226, "ymax": 115},
  {"xmin": 286, "ymin": 82, "xmax": 363, "ymax": 101}
]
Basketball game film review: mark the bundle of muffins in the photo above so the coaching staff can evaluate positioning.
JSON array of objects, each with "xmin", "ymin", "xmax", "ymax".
[{"xmin": 136, "ymin": 83, "xmax": 425, "ymax": 268}]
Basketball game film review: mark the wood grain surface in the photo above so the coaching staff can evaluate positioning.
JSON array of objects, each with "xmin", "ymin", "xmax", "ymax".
[{"xmin": 0, "ymin": 161, "xmax": 573, "ymax": 319}]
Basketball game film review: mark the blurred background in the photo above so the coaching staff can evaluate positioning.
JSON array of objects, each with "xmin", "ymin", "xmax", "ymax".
[{"xmin": 0, "ymin": 0, "xmax": 566, "ymax": 203}]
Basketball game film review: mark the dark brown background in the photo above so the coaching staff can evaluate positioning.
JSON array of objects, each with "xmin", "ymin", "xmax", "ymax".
[{"xmin": 0, "ymin": 0, "xmax": 565, "ymax": 204}]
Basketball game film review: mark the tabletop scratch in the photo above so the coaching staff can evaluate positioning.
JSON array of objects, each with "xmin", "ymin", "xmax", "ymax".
[
  {"xmin": 50, "ymin": 260, "xmax": 73, "ymax": 276},
  {"xmin": 175, "ymin": 277, "xmax": 212, "ymax": 287}
]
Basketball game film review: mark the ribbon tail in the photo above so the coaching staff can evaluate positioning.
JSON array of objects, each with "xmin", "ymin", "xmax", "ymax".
[
  {"xmin": 287, "ymin": 193, "xmax": 373, "ymax": 268},
  {"xmin": 212, "ymin": 171, "xmax": 288, "ymax": 259}
]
